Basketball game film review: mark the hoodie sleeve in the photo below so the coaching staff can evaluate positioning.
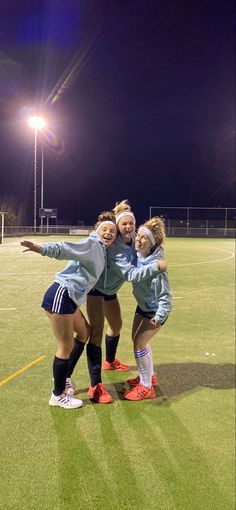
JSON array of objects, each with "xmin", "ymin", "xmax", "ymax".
[
  {"xmin": 108, "ymin": 251, "xmax": 160, "ymax": 282},
  {"xmin": 152, "ymin": 273, "xmax": 172, "ymax": 324},
  {"xmin": 41, "ymin": 237, "xmax": 99, "ymax": 263}
]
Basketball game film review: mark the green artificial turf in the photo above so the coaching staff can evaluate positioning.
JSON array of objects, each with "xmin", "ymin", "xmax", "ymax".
[{"xmin": 0, "ymin": 237, "xmax": 235, "ymax": 510}]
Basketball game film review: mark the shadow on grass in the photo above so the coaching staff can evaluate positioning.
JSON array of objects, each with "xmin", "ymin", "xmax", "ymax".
[
  {"xmin": 76, "ymin": 362, "xmax": 235, "ymax": 404},
  {"xmin": 153, "ymin": 362, "xmax": 236, "ymax": 402}
]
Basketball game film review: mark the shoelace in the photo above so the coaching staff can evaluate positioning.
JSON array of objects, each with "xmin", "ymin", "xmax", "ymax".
[{"xmin": 112, "ymin": 360, "xmax": 121, "ymax": 368}]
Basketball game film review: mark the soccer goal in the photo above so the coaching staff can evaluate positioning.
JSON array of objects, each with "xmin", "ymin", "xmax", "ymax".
[{"xmin": 0, "ymin": 212, "xmax": 4, "ymax": 244}]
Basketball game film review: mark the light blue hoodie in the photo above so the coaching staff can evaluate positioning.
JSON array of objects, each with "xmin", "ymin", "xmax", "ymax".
[
  {"xmin": 41, "ymin": 232, "xmax": 106, "ymax": 306},
  {"xmin": 95, "ymin": 235, "xmax": 159, "ymax": 295},
  {"xmin": 132, "ymin": 247, "xmax": 172, "ymax": 324}
]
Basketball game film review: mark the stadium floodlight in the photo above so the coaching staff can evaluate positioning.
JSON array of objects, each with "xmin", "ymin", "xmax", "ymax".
[
  {"xmin": 28, "ymin": 116, "xmax": 46, "ymax": 233},
  {"xmin": 28, "ymin": 116, "xmax": 46, "ymax": 130}
]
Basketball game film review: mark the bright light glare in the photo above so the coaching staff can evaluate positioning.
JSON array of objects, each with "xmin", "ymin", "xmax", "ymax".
[{"xmin": 28, "ymin": 116, "xmax": 46, "ymax": 130}]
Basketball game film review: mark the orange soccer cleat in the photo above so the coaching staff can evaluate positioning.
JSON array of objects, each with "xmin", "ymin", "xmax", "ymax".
[
  {"xmin": 127, "ymin": 374, "xmax": 158, "ymax": 388},
  {"xmin": 87, "ymin": 383, "xmax": 113, "ymax": 404},
  {"xmin": 124, "ymin": 383, "xmax": 155, "ymax": 401},
  {"xmin": 102, "ymin": 358, "xmax": 130, "ymax": 372}
]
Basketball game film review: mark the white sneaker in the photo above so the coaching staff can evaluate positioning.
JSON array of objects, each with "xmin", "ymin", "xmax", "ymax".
[
  {"xmin": 49, "ymin": 392, "xmax": 83, "ymax": 409},
  {"xmin": 65, "ymin": 377, "xmax": 79, "ymax": 396}
]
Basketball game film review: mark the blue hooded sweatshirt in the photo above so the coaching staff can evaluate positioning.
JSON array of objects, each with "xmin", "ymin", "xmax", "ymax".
[
  {"xmin": 132, "ymin": 247, "xmax": 172, "ymax": 324},
  {"xmin": 41, "ymin": 232, "xmax": 106, "ymax": 306},
  {"xmin": 95, "ymin": 235, "xmax": 159, "ymax": 295}
]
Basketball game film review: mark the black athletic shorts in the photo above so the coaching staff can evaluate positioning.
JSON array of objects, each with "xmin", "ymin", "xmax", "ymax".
[
  {"xmin": 87, "ymin": 288, "xmax": 117, "ymax": 301},
  {"xmin": 135, "ymin": 305, "xmax": 168, "ymax": 325}
]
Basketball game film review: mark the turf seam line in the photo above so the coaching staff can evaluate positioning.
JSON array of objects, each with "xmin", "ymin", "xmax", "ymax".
[{"xmin": 0, "ymin": 355, "xmax": 46, "ymax": 387}]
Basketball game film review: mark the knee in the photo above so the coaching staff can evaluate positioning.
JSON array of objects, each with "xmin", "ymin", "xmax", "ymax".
[
  {"xmin": 57, "ymin": 343, "xmax": 73, "ymax": 358},
  {"xmin": 107, "ymin": 317, "xmax": 122, "ymax": 337},
  {"xmin": 89, "ymin": 322, "xmax": 103, "ymax": 346}
]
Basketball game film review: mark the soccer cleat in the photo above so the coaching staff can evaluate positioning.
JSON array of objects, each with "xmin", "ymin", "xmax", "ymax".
[
  {"xmin": 65, "ymin": 377, "xmax": 79, "ymax": 396},
  {"xmin": 127, "ymin": 373, "xmax": 158, "ymax": 387},
  {"xmin": 124, "ymin": 383, "xmax": 155, "ymax": 401},
  {"xmin": 49, "ymin": 392, "xmax": 83, "ymax": 409},
  {"xmin": 102, "ymin": 358, "xmax": 130, "ymax": 372},
  {"xmin": 87, "ymin": 383, "xmax": 113, "ymax": 404}
]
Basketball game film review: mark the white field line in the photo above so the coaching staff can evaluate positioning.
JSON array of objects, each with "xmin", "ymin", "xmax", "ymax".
[
  {"xmin": 171, "ymin": 247, "xmax": 234, "ymax": 267},
  {"xmin": 0, "ymin": 245, "xmax": 234, "ymax": 275},
  {"xmin": 0, "ymin": 272, "xmax": 55, "ymax": 276},
  {"xmin": 0, "ymin": 308, "xmax": 17, "ymax": 311},
  {"xmin": 173, "ymin": 288, "xmax": 214, "ymax": 300}
]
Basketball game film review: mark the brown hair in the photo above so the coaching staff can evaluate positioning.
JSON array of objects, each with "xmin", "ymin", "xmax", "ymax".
[{"xmin": 94, "ymin": 210, "xmax": 116, "ymax": 230}]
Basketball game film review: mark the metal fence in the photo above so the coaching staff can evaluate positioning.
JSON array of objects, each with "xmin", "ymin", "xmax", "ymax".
[
  {"xmin": 3, "ymin": 225, "xmax": 92, "ymax": 237},
  {"xmin": 1, "ymin": 207, "xmax": 236, "ymax": 240},
  {"xmin": 148, "ymin": 207, "xmax": 236, "ymax": 238}
]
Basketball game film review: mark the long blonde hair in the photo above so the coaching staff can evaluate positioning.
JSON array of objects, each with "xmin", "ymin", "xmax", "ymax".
[{"xmin": 142, "ymin": 216, "xmax": 166, "ymax": 248}]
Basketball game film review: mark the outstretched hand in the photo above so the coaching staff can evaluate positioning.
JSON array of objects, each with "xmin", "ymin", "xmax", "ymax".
[{"xmin": 21, "ymin": 240, "xmax": 43, "ymax": 254}]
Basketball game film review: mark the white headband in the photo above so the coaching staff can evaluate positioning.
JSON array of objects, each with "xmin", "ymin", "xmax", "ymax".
[
  {"xmin": 115, "ymin": 211, "xmax": 135, "ymax": 225},
  {"xmin": 138, "ymin": 226, "xmax": 156, "ymax": 247},
  {"xmin": 96, "ymin": 221, "xmax": 117, "ymax": 233}
]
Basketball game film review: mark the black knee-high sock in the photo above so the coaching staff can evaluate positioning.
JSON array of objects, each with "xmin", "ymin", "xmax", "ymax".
[
  {"xmin": 53, "ymin": 357, "xmax": 69, "ymax": 396},
  {"xmin": 105, "ymin": 334, "xmax": 120, "ymax": 363},
  {"xmin": 67, "ymin": 338, "xmax": 85, "ymax": 377},
  {"xmin": 86, "ymin": 343, "xmax": 102, "ymax": 387}
]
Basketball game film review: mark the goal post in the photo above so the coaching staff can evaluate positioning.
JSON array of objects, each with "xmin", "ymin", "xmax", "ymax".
[{"xmin": 0, "ymin": 212, "xmax": 4, "ymax": 244}]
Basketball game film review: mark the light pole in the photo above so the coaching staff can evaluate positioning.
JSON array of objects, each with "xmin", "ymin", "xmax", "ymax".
[
  {"xmin": 40, "ymin": 145, "xmax": 44, "ymax": 231},
  {"xmin": 28, "ymin": 116, "xmax": 46, "ymax": 233}
]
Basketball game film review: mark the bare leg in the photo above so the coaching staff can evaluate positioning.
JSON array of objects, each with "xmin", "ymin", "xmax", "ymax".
[
  {"xmin": 86, "ymin": 295, "xmax": 104, "ymax": 346},
  {"xmin": 45, "ymin": 311, "xmax": 75, "ymax": 396},
  {"xmin": 73, "ymin": 308, "xmax": 90, "ymax": 343},
  {"xmin": 104, "ymin": 298, "xmax": 122, "ymax": 337},
  {"xmin": 45, "ymin": 311, "xmax": 74, "ymax": 358}
]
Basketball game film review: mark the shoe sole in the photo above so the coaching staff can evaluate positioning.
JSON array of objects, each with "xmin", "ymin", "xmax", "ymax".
[
  {"xmin": 88, "ymin": 395, "xmax": 113, "ymax": 404},
  {"xmin": 103, "ymin": 366, "xmax": 130, "ymax": 372},
  {"xmin": 124, "ymin": 394, "xmax": 155, "ymax": 401},
  {"xmin": 49, "ymin": 399, "xmax": 83, "ymax": 409}
]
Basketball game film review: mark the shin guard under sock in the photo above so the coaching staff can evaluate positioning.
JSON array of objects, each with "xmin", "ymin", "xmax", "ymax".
[
  {"xmin": 53, "ymin": 356, "xmax": 69, "ymax": 396},
  {"xmin": 86, "ymin": 343, "xmax": 102, "ymax": 387},
  {"xmin": 134, "ymin": 347, "xmax": 153, "ymax": 388},
  {"xmin": 67, "ymin": 338, "xmax": 85, "ymax": 377},
  {"xmin": 105, "ymin": 334, "xmax": 120, "ymax": 363}
]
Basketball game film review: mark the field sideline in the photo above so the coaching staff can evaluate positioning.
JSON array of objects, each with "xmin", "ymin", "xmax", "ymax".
[{"xmin": 0, "ymin": 236, "xmax": 235, "ymax": 510}]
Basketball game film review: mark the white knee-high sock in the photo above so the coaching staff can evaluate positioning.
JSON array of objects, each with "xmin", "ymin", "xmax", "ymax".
[
  {"xmin": 147, "ymin": 344, "xmax": 155, "ymax": 376},
  {"xmin": 134, "ymin": 347, "xmax": 152, "ymax": 388}
]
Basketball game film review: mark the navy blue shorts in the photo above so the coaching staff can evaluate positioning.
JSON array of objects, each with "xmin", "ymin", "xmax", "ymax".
[
  {"xmin": 42, "ymin": 282, "xmax": 77, "ymax": 314},
  {"xmin": 135, "ymin": 305, "xmax": 168, "ymax": 325},
  {"xmin": 87, "ymin": 288, "xmax": 117, "ymax": 301}
]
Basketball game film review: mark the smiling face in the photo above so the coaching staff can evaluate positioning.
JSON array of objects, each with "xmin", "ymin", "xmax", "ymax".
[
  {"xmin": 97, "ymin": 223, "xmax": 117, "ymax": 248},
  {"xmin": 135, "ymin": 231, "xmax": 152, "ymax": 257},
  {"xmin": 117, "ymin": 215, "xmax": 136, "ymax": 243}
]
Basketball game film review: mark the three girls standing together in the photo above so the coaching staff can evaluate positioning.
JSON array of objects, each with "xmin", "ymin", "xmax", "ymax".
[{"xmin": 21, "ymin": 200, "xmax": 172, "ymax": 409}]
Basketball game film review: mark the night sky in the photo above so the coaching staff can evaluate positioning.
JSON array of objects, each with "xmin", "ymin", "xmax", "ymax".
[{"xmin": 0, "ymin": 0, "xmax": 235, "ymax": 226}]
